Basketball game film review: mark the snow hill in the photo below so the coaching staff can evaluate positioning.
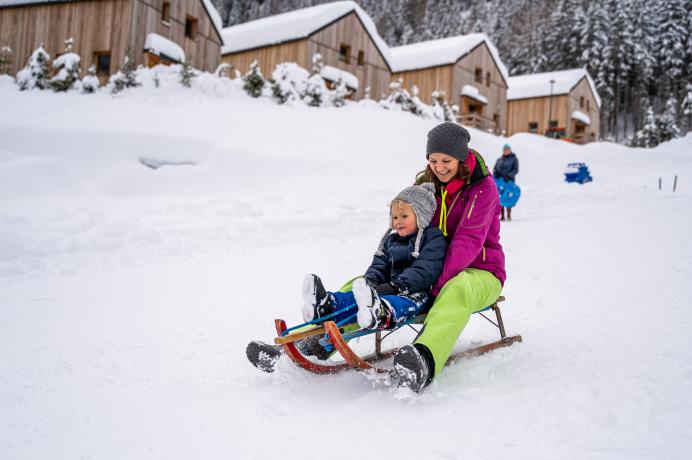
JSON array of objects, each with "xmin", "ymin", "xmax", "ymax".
[{"xmin": 1, "ymin": 74, "xmax": 691, "ymax": 459}]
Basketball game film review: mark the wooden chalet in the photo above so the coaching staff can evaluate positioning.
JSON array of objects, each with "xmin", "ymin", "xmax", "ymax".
[
  {"xmin": 220, "ymin": 1, "xmax": 392, "ymax": 101},
  {"xmin": 507, "ymin": 69, "xmax": 601, "ymax": 144},
  {"xmin": 0, "ymin": 0, "xmax": 223, "ymax": 80},
  {"xmin": 390, "ymin": 34, "xmax": 509, "ymax": 135}
]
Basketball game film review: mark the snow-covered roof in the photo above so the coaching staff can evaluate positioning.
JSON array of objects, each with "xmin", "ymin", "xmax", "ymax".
[
  {"xmin": 571, "ymin": 110, "xmax": 591, "ymax": 125},
  {"xmin": 200, "ymin": 0, "xmax": 224, "ymax": 43},
  {"xmin": 0, "ymin": 0, "xmax": 223, "ymax": 44},
  {"xmin": 144, "ymin": 33, "xmax": 185, "ymax": 63},
  {"xmin": 508, "ymin": 68, "xmax": 602, "ymax": 108},
  {"xmin": 461, "ymin": 84, "xmax": 487, "ymax": 105},
  {"xmin": 221, "ymin": 1, "xmax": 391, "ymax": 68},
  {"xmin": 389, "ymin": 33, "xmax": 509, "ymax": 84},
  {"xmin": 320, "ymin": 65, "xmax": 358, "ymax": 90}
]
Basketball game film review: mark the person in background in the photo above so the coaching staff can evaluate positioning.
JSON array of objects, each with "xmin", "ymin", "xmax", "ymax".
[{"xmin": 493, "ymin": 144, "xmax": 519, "ymax": 221}]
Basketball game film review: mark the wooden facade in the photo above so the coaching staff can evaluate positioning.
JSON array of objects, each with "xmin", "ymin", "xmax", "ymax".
[
  {"xmin": 221, "ymin": 10, "xmax": 391, "ymax": 100},
  {"xmin": 507, "ymin": 75, "xmax": 600, "ymax": 144},
  {"xmin": 0, "ymin": 0, "xmax": 222, "ymax": 80},
  {"xmin": 391, "ymin": 41, "xmax": 508, "ymax": 135}
]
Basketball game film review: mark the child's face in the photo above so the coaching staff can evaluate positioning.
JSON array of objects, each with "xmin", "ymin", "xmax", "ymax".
[{"xmin": 390, "ymin": 201, "xmax": 418, "ymax": 237}]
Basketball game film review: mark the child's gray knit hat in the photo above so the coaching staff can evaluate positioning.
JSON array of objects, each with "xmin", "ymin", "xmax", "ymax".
[{"xmin": 375, "ymin": 182, "xmax": 437, "ymax": 258}]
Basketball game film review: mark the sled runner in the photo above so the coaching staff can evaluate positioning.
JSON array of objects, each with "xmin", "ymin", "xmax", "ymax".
[{"xmin": 274, "ymin": 296, "xmax": 522, "ymax": 374}]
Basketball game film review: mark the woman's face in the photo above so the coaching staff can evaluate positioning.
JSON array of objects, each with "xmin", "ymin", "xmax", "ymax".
[{"xmin": 428, "ymin": 152, "xmax": 460, "ymax": 183}]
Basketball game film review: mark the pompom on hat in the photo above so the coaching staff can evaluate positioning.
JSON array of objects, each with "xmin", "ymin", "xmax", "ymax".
[{"xmin": 375, "ymin": 182, "xmax": 437, "ymax": 259}]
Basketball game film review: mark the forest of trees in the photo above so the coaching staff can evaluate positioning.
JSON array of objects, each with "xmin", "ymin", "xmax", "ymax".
[{"xmin": 211, "ymin": 0, "xmax": 691, "ymax": 146}]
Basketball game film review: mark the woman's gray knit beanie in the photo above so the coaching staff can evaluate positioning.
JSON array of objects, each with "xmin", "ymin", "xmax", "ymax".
[{"xmin": 375, "ymin": 182, "xmax": 437, "ymax": 258}]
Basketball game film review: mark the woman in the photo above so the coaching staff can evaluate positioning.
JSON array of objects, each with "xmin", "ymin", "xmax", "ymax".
[{"xmin": 391, "ymin": 122, "xmax": 506, "ymax": 392}]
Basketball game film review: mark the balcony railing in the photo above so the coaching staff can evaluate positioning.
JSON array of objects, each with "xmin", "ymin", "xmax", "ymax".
[{"xmin": 458, "ymin": 113, "xmax": 500, "ymax": 135}]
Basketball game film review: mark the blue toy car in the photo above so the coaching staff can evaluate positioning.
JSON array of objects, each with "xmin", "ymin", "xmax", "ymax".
[{"xmin": 564, "ymin": 163, "xmax": 593, "ymax": 184}]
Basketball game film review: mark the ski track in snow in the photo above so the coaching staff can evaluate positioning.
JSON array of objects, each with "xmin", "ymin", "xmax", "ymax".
[{"xmin": 1, "ymin": 82, "xmax": 691, "ymax": 459}]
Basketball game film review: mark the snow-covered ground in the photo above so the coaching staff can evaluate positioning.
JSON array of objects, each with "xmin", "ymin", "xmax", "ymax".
[{"xmin": 1, "ymin": 77, "xmax": 691, "ymax": 459}]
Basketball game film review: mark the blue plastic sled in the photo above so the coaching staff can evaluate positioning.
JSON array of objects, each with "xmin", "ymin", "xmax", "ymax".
[
  {"xmin": 494, "ymin": 177, "xmax": 521, "ymax": 208},
  {"xmin": 564, "ymin": 163, "xmax": 593, "ymax": 184}
]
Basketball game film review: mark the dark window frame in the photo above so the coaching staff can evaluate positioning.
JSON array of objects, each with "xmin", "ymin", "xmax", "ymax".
[
  {"xmin": 94, "ymin": 51, "xmax": 111, "ymax": 76},
  {"xmin": 528, "ymin": 122, "xmax": 538, "ymax": 133},
  {"xmin": 485, "ymin": 71, "xmax": 491, "ymax": 87},
  {"xmin": 357, "ymin": 50, "xmax": 364, "ymax": 67},
  {"xmin": 474, "ymin": 67, "xmax": 483, "ymax": 83},
  {"xmin": 185, "ymin": 15, "xmax": 198, "ymax": 40},
  {"xmin": 338, "ymin": 43, "xmax": 351, "ymax": 64},
  {"xmin": 162, "ymin": 1, "xmax": 171, "ymax": 24}
]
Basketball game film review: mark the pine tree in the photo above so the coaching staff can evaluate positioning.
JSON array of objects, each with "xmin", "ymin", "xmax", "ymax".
[
  {"xmin": 16, "ymin": 44, "xmax": 51, "ymax": 90},
  {"xmin": 179, "ymin": 60, "xmax": 197, "ymax": 88},
  {"xmin": 81, "ymin": 65, "xmax": 100, "ymax": 93},
  {"xmin": 270, "ymin": 62, "xmax": 307, "ymax": 104},
  {"xmin": 303, "ymin": 53, "xmax": 327, "ymax": 107},
  {"xmin": 632, "ymin": 105, "xmax": 659, "ymax": 148},
  {"xmin": 0, "ymin": 46, "xmax": 12, "ymax": 75},
  {"xmin": 242, "ymin": 60, "xmax": 265, "ymax": 98},
  {"xmin": 49, "ymin": 38, "xmax": 81, "ymax": 92},
  {"xmin": 330, "ymin": 79, "xmax": 349, "ymax": 107},
  {"xmin": 658, "ymin": 97, "xmax": 680, "ymax": 143},
  {"xmin": 108, "ymin": 55, "xmax": 139, "ymax": 94},
  {"xmin": 431, "ymin": 90, "xmax": 456, "ymax": 122}
]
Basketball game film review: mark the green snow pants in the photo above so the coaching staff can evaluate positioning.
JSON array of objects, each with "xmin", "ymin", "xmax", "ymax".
[{"xmin": 414, "ymin": 269, "xmax": 502, "ymax": 378}]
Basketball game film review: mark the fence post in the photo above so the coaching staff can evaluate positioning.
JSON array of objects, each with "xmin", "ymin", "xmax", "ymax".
[
  {"xmin": 659, "ymin": 177, "xmax": 662, "ymax": 191},
  {"xmin": 673, "ymin": 175, "xmax": 678, "ymax": 193}
]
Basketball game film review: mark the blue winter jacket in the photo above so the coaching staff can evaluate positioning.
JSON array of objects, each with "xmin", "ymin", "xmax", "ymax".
[
  {"xmin": 493, "ymin": 152, "xmax": 519, "ymax": 182},
  {"xmin": 365, "ymin": 226, "xmax": 447, "ymax": 294}
]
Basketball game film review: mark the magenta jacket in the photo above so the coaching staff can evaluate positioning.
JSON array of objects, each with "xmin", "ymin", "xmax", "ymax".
[{"xmin": 429, "ymin": 152, "xmax": 506, "ymax": 295}]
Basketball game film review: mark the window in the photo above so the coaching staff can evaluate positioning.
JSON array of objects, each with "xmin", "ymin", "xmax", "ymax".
[
  {"xmin": 162, "ymin": 1, "xmax": 170, "ymax": 23},
  {"xmin": 338, "ymin": 43, "xmax": 351, "ymax": 64},
  {"xmin": 357, "ymin": 50, "xmax": 364, "ymax": 67},
  {"xmin": 579, "ymin": 96, "xmax": 584, "ymax": 108},
  {"xmin": 528, "ymin": 122, "xmax": 538, "ymax": 133},
  {"xmin": 586, "ymin": 100, "xmax": 590, "ymax": 111},
  {"xmin": 548, "ymin": 120, "xmax": 558, "ymax": 128},
  {"xmin": 486, "ymin": 71, "xmax": 491, "ymax": 87},
  {"xmin": 185, "ymin": 16, "xmax": 198, "ymax": 40},
  {"xmin": 475, "ymin": 67, "xmax": 482, "ymax": 83},
  {"xmin": 94, "ymin": 51, "xmax": 111, "ymax": 75}
]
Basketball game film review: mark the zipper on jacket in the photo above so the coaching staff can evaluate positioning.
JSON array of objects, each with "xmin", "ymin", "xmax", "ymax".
[{"xmin": 467, "ymin": 193, "xmax": 479, "ymax": 220}]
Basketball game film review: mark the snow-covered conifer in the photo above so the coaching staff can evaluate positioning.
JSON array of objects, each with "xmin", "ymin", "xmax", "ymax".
[
  {"xmin": 108, "ymin": 56, "xmax": 139, "ymax": 94},
  {"xmin": 270, "ymin": 62, "xmax": 308, "ymax": 104},
  {"xmin": 658, "ymin": 97, "xmax": 680, "ymax": 143},
  {"xmin": 215, "ymin": 63, "xmax": 231, "ymax": 78},
  {"xmin": 49, "ymin": 38, "xmax": 81, "ymax": 92},
  {"xmin": 242, "ymin": 60, "xmax": 265, "ymax": 98},
  {"xmin": 179, "ymin": 60, "xmax": 198, "ymax": 88},
  {"xmin": 632, "ymin": 105, "xmax": 660, "ymax": 148},
  {"xmin": 0, "ymin": 46, "xmax": 12, "ymax": 75},
  {"xmin": 432, "ymin": 90, "xmax": 456, "ymax": 122},
  {"xmin": 16, "ymin": 44, "xmax": 51, "ymax": 91},
  {"xmin": 81, "ymin": 65, "xmax": 100, "ymax": 93},
  {"xmin": 302, "ymin": 54, "xmax": 327, "ymax": 107},
  {"xmin": 380, "ymin": 78, "xmax": 414, "ymax": 113},
  {"xmin": 330, "ymin": 79, "xmax": 349, "ymax": 108}
]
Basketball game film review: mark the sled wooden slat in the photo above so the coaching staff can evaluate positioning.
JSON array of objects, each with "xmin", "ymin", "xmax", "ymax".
[{"xmin": 273, "ymin": 325, "xmax": 326, "ymax": 345}]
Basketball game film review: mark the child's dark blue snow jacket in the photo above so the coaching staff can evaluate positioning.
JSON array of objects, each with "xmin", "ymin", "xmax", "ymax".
[{"xmin": 365, "ymin": 226, "xmax": 447, "ymax": 294}]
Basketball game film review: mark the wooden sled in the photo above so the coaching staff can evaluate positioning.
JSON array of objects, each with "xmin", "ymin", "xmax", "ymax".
[{"xmin": 275, "ymin": 296, "xmax": 522, "ymax": 374}]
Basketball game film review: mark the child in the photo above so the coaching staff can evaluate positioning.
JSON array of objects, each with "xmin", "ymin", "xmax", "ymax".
[{"xmin": 247, "ymin": 182, "xmax": 447, "ymax": 373}]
